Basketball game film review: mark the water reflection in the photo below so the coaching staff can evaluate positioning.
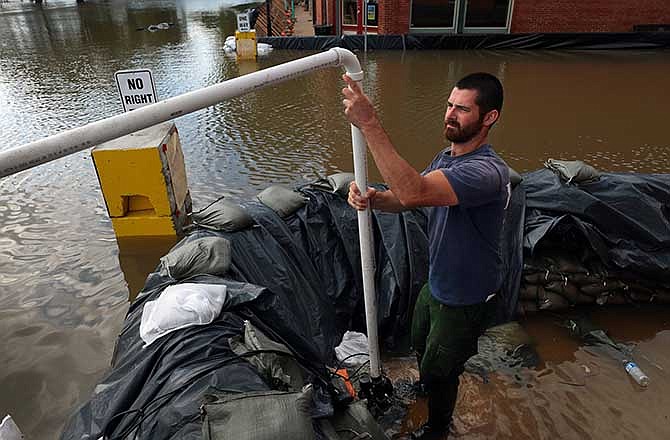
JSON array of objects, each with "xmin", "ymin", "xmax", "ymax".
[
  {"xmin": 1, "ymin": 0, "xmax": 669, "ymax": 438},
  {"xmin": 117, "ymin": 236, "xmax": 178, "ymax": 300}
]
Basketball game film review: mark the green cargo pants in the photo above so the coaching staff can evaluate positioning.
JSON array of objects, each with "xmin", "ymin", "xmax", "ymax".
[{"xmin": 411, "ymin": 283, "xmax": 497, "ymax": 429}]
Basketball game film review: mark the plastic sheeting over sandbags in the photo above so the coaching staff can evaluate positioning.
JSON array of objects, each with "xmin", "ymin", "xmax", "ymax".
[
  {"xmin": 61, "ymin": 163, "xmax": 670, "ymax": 438},
  {"xmin": 516, "ymin": 164, "xmax": 670, "ymax": 314},
  {"xmin": 60, "ymin": 183, "xmax": 428, "ymax": 440}
]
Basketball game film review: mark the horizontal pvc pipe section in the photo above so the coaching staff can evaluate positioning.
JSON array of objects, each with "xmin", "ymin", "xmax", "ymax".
[
  {"xmin": 0, "ymin": 47, "xmax": 382, "ymax": 379},
  {"xmin": 0, "ymin": 48, "xmax": 353, "ymax": 179}
]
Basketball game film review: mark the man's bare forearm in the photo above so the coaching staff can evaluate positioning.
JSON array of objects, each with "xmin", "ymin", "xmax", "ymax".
[
  {"xmin": 361, "ymin": 123, "xmax": 427, "ymax": 208},
  {"xmin": 372, "ymin": 189, "xmax": 406, "ymax": 213}
]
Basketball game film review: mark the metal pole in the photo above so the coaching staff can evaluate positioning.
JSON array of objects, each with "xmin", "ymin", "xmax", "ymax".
[{"xmin": 363, "ymin": 0, "xmax": 367, "ymax": 52}]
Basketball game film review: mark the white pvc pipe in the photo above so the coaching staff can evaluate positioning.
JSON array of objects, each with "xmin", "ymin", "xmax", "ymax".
[
  {"xmin": 0, "ymin": 46, "xmax": 382, "ymax": 379},
  {"xmin": 1, "ymin": 48, "xmax": 352, "ymax": 178},
  {"xmin": 350, "ymin": 113, "xmax": 381, "ymax": 379},
  {"xmin": 341, "ymin": 59, "xmax": 381, "ymax": 379}
]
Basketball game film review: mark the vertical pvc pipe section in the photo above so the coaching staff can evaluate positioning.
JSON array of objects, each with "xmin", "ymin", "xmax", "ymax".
[
  {"xmin": 351, "ymin": 123, "xmax": 381, "ymax": 379},
  {"xmin": 334, "ymin": 48, "xmax": 381, "ymax": 379}
]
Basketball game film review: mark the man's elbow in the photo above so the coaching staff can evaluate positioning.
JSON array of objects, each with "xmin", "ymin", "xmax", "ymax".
[{"xmin": 396, "ymin": 194, "xmax": 422, "ymax": 208}]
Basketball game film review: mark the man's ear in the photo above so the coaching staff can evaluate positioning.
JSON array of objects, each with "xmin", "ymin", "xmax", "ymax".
[{"xmin": 483, "ymin": 109, "xmax": 499, "ymax": 127}]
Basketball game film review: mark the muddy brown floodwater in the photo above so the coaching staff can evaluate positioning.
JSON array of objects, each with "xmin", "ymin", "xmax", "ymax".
[{"xmin": 1, "ymin": 0, "xmax": 669, "ymax": 438}]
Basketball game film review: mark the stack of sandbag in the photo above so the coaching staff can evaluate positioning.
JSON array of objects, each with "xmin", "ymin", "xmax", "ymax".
[{"xmin": 516, "ymin": 250, "xmax": 670, "ymax": 315}]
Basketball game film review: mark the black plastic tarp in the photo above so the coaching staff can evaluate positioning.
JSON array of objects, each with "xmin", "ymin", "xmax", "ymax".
[
  {"xmin": 61, "ymin": 184, "xmax": 428, "ymax": 440},
  {"xmin": 61, "ymin": 167, "xmax": 670, "ymax": 438},
  {"xmin": 521, "ymin": 168, "xmax": 670, "ymax": 281},
  {"xmin": 258, "ymin": 32, "xmax": 670, "ymax": 51}
]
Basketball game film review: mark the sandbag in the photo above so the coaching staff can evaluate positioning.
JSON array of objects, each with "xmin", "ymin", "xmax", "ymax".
[
  {"xmin": 202, "ymin": 388, "xmax": 315, "ymax": 440},
  {"xmin": 544, "ymin": 159, "xmax": 600, "ymax": 184},
  {"xmin": 159, "ymin": 236, "xmax": 231, "ymax": 279},
  {"xmin": 517, "ymin": 300, "xmax": 538, "ymax": 315},
  {"xmin": 139, "ymin": 283, "xmax": 229, "ymax": 346},
  {"xmin": 545, "ymin": 280, "xmax": 579, "ymax": 298},
  {"xmin": 570, "ymin": 273, "xmax": 606, "ymax": 285},
  {"xmin": 191, "ymin": 198, "xmax": 254, "ymax": 231},
  {"xmin": 518, "ymin": 283, "xmax": 539, "ymax": 301},
  {"xmin": 546, "ymin": 255, "xmax": 590, "ymax": 274},
  {"xmin": 327, "ymin": 172, "xmax": 355, "ymax": 198},
  {"xmin": 257, "ymin": 185, "xmax": 308, "ymax": 218},
  {"xmin": 523, "ymin": 271, "xmax": 565, "ymax": 284},
  {"xmin": 580, "ymin": 280, "xmax": 627, "ymax": 296},
  {"xmin": 537, "ymin": 287, "xmax": 570, "ymax": 310},
  {"xmin": 508, "ymin": 166, "xmax": 523, "ymax": 188},
  {"xmin": 229, "ymin": 320, "xmax": 305, "ymax": 391}
]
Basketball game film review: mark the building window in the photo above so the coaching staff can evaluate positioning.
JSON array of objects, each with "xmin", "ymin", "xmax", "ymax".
[
  {"xmin": 410, "ymin": 0, "xmax": 511, "ymax": 31},
  {"xmin": 463, "ymin": 0, "xmax": 510, "ymax": 28},
  {"xmin": 411, "ymin": 0, "xmax": 457, "ymax": 28},
  {"xmin": 343, "ymin": 0, "xmax": 358, "ymax": 25}
]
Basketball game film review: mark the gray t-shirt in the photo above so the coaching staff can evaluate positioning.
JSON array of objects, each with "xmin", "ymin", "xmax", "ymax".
[{"xmin": 423, "ymin": 144, "xmax": 510, "ymax": 306}]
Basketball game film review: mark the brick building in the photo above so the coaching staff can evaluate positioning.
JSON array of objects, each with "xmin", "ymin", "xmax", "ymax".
[{"xmin": 309, "ymin": 0, "xmax": 670, "ymax": 35}]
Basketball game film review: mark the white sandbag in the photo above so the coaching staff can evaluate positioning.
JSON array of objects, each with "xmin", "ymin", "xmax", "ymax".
[
  {"xmin": 140, "ymin": 283, "xmax": 228, "ymax": 347},
  {"xmin": 334, "ymin": 331, "xmax": 369, "ymax": 367},
  {"xmin": 257, "ymin": 43, "xmax": 273, "ymax": 55},
  {"xmin": 0, "ymin": 415, "xmax": 23, "ymax": 440},
  {"xmin": 224, "ymin": 35, "xmax": 236, "ymax": 51}
]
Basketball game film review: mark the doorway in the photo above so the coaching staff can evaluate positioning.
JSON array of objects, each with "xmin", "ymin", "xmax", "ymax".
[{"xmin": 342, "ymin": 0, "xmax": 378, "ymax": 34}]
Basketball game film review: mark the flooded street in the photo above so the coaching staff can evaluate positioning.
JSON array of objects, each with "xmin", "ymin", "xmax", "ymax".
[{"xmin": 1, "ymin": 0, "xmax": 670, "ymax": 438}]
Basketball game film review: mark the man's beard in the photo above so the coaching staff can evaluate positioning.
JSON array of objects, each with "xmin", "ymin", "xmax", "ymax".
[{"xmin": 444, "ymin": 118, "xmax": 484, "ymax": 143}]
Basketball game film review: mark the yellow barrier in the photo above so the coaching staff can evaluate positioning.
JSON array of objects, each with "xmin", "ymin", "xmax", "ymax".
[
  {"xmin": 92, "ymin": 122, "xmax": 191, "ymax": 238},
  {"xmin": 235, "ymin": 30, "xmax": 257, "ymax": 60}
]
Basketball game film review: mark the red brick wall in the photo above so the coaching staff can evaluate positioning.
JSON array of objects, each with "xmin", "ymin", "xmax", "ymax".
[
  {"xmin": 379, "ymin": 0, "xmax": 410, "ymax": 34},
  {"xmin": 316, "ymin": 0, "xmax": 670, "ymax": 35},
  {"xmin": 511, "ymin": 0, "xmax": 670, "ymax": 33}
]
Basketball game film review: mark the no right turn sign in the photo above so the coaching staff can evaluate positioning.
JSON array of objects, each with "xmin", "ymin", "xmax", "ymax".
[{"xmin": 115, "ymin": 69, "xmax": 158, "ymax": 112}]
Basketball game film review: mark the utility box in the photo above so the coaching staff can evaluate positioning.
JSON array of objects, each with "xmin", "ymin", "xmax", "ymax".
[{"xmin": 92, "ymin": 122, "xmax": 191, "ymax": 238}]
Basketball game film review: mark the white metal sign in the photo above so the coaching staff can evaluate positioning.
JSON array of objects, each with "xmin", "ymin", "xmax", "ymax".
[
  {"xmin": 236, "ymin": 12, "xmax": 251, "ymax": 32},
  {"xmin": 115, "ymin": 69, "xmax": 158, "ymax": 112}
]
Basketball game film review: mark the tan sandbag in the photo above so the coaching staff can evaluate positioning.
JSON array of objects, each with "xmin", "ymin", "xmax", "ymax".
[
  {"xmin": 595, "ymin": 292, "xmax": 627, "ymax": 305},
  {"xmin": 523, "ymin": 271, "xmax": 565, "ymax": 284},
  {"xmin": 545, "ymin": 280, "xmax": 578, "ymax": 298},
  {"xmin": 579, "ymin": 280, "xmax": 627, "ymax": 296},
  {"xmin": 628, "ymin": 291, "xmax": 653, "ymax": 303},
  {"xmin": 516, "ymin": 300, "xmax": 538, "ymax": 315},
  {"xmin": 547, "ymin": 255, "xmax": 589, "ymax": 274},
  {"xmin": 575, "ymin": 292, "xmax": 595, "ymax": 305},
  {"xmin": 537, "ymin": 287, "xmax": 570, "ymax": 311},
  {"xmin": 570, "ymin": 273, "xmax": 604, "ymax": 285},
  {"xmin": 625, "ymin": 283, "xmax": 655, "ymax": 295},
  {"xmin": 519, "ymin": 283, "xmax": 539, "ymax": 300}
]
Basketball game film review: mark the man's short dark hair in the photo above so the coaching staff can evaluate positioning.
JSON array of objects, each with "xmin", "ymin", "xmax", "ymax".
[{"xmin": 455, "ymin": 72, "xmax": 504, "ymax": 116}]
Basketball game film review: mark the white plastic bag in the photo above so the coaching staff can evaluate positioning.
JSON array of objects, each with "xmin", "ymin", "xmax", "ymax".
[
  {"xmin": 334, "ymin": 331, "xmax": 369, "ymax": 367},
  {"xmin": 140, "ymin": 283, "xmax": 228, "ymax": 347}
]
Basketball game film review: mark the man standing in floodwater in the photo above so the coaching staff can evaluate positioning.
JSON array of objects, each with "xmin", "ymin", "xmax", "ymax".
[{"xmin": 343, "ymin": 72, "xmax": 510, "ymax": 439}]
